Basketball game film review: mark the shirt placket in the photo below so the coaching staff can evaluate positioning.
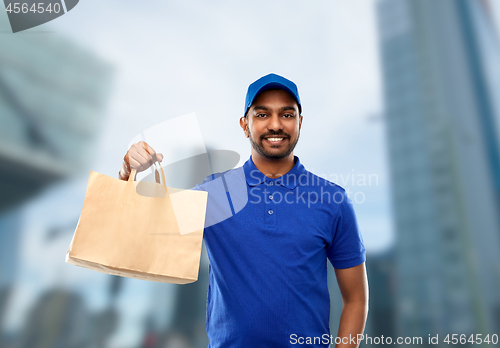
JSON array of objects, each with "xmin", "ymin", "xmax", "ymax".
[{"xmin": 264, "ymin": 180, "xmax": 277, "ymax": 228}]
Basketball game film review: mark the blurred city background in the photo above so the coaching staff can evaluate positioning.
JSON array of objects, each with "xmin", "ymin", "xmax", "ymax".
[{"xmin": 0, "ymin": 0, "xmax": 499, "ymax": 347}]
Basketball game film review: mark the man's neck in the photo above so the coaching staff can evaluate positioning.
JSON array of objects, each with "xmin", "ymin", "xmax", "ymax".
[{"xmin": 251, "ymin": 151, "xmax": 296, "ymax": 178}]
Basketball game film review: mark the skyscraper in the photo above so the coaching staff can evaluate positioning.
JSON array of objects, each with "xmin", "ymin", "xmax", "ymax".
[
  {"xmin": 0, "ymin": 14, "xmax": 113, "ymax": 345},
  {"xmin": 376, "ymin": 0, "xmax": 500, "ymax": 340},
  {"xmin": 0, "ymin": 15, "xmax": 113, "ymax": 213},
  {"xmin": 364, "ymin": 249, "xmax": 395, "ymax": 342}
]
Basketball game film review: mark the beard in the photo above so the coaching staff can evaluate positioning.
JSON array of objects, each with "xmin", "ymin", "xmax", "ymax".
[{"xmin": 247, "ymin": 127, "xmax": 300, "ymax": 160}]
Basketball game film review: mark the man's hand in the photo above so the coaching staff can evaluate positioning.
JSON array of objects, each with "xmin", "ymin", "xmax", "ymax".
[
  {"xmin": 118, "ymin": 141, "xmax": 163, "ymax": 181},
  {"xmin": 334, "ymin": 262, "xmax": 369, "ymax": 348}
]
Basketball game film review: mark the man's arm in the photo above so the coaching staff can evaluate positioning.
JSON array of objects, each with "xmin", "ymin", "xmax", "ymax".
[{"xmin": 334, "ymin": 262, "xmax": 369, "ymax": 348}]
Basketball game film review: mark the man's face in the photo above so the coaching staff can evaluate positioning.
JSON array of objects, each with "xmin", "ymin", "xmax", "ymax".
[{"xmin": 240, "ymin": 89, "xmax": 302, "ymax": 160}]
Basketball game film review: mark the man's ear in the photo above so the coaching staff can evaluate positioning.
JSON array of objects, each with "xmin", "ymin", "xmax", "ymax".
[
  {"xmin": 299, "ymin": 115, "xmax": 303, "ymax": 130},
  {"xmin": 240, "ymin": 116, "xmax": 249, "ymax": 138}
]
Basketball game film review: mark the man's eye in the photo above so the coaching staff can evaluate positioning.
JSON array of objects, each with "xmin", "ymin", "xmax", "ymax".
[
  {"xmin": 283, "ymin": 114, "xmax": 294, "ymax": 118},
  {"xmin": 256, "ymin": 113, "xmax": 267, "ymax": 118}
]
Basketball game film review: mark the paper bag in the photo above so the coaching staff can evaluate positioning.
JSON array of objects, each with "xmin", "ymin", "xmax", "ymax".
[{"xmin": 65, "ymin": 165, "xmax": 208, "ymax": 284}]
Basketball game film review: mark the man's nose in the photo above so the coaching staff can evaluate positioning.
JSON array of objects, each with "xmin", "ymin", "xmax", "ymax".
[{"xmin": 267, "ymin": 114, "xmax": 283, "ymax": 132}]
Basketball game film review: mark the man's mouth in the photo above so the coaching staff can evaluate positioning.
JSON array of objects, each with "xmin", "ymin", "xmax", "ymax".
[{"xmin": 263, "ymin": 137, "xmax": 287, "ymax": 144}]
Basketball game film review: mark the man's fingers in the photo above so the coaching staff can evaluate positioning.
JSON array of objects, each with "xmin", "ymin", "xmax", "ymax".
[
  {"xmin": 129, "ymin": 157, "xmax": 142, "ymax": 170},
  {"xmin": 134, "ymin": 145, "xmax": 152, "ymax": 166},
  {"xmin": 122, "ymin": 141, "xmax": 160, "ymax": 179},
  {"xmin": 137, "ymin": 141, "xmax": 160, "ymax": 164},
  {"xmin": 126, "ymin": 141, "xmax": 161, "ymax": 173},
  {"xmin": 142, "ymin": 142, "xmax": 157, "ymax": 158}
]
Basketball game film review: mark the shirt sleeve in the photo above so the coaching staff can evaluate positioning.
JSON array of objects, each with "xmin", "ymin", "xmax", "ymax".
[
  {"xmin": 191, "ymin": 183, "xmax": 205, "ymax": 191},
  {"xmin": 327, "ymin": 192, "xmax": 366, "ymax": 269},
  {"xmin": 191, "ymin": 175, "xmax": 211, "ymax": 191}
]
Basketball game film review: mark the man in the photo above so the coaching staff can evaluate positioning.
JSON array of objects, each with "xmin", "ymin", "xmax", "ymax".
[{"xmin": 119, "ymin": 73, "xmax": 368, "ymax": 347}]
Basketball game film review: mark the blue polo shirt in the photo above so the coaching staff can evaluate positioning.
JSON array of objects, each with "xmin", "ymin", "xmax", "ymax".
[{"xmin": 193, "ymin": 155, "xmax": 365, "ymax": 347}]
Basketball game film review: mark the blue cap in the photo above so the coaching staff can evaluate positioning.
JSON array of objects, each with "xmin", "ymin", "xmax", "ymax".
[{"xmin": 244, "ymin": 73, "xmax": 301, "ymax": 116}]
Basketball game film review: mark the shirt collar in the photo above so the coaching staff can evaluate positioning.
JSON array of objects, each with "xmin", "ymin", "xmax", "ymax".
[{"xmin": 243, "ymin": 155, "xmax": 308, "ymax": 190}]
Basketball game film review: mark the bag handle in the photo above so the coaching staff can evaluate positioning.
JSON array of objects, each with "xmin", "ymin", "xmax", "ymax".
[
  {"xmin": 153, "ymin": 162, "xmax": 167, "ymax": 185},
  {"xmin": 127, "ymin": 162, "xmax": 169, "ymax": 195}
]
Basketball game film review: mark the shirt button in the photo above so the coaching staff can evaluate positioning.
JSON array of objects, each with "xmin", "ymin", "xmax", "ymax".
[
  {"xmin": 269, "ymin": 195, "xmax": 273, "ymax": 200},
  {"xmin": 268, "ymin": 209, "xmax": 274, "ymax": 215},
  {"xmin": 268, "ymin": 181, "xmax": 274, "ymax": 186}
]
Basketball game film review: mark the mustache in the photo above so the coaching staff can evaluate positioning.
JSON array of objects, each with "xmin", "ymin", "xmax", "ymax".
[{"xmin": 260, "ymin": 132, "xmax": 290, "ymax": 140}]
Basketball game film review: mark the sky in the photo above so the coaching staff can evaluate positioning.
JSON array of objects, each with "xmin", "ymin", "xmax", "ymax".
[{"xmin": 2, "ymin": 1, "xmax": 393, "ymax": 346}]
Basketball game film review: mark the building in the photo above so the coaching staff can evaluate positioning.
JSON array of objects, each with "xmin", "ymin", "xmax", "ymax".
[
  {"xmin": 0, "ymin": 16, "xmax": 113, "ymax": 213},
  {"xmin": 0, "ymin": 13, "xmax": 113, "ymax": 346},
  {"xmin": 363, "ymin": 249, "xmax": 395, "ymax": 345},
  {"xmin": 376, "ymin": 0, "xmax": 500, "ymax": 342}
]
